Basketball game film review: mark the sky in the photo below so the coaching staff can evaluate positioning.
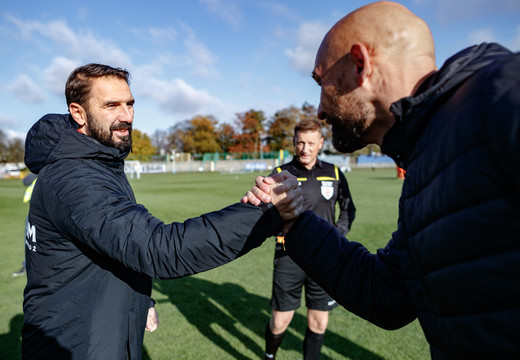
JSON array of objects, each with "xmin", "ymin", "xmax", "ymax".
[{"xmin": 1, "ymin": 0, "xmax": 519, "ymax": 140}]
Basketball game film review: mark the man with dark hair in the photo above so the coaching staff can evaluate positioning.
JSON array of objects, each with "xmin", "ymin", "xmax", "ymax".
[
  {"xmin": 263, "ymin": 119, "xmax": 355, "ymax": 360},
  {"xmin": 244, "ymin": 1, "xmax": 520, "ymax": 358},
  {"xmin": 65, "ymin": 63, "xmax": 134, "ymax": 151},
  {"xmin": 23, "ymin": 63, "xmax": 302, "ymax": 359}
]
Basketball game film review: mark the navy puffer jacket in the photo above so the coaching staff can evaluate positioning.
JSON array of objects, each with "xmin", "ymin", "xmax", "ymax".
[
  {"xmin": 284, "ymin": 43, "xmax": 520, "ymax": 359},
  {"xmin": 23, "ymin": 114, "xmax": 283, "ymax": 359}
]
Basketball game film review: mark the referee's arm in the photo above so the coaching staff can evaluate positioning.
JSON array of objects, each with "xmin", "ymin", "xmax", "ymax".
[{"xmin": 335, "ymin": 170, "xmax": 356, "ymax": 235}]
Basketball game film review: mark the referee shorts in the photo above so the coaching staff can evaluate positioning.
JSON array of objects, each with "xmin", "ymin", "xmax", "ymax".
[{"xmin": 270, "ymin": 250, "xmax": 338, "ymax": 312}]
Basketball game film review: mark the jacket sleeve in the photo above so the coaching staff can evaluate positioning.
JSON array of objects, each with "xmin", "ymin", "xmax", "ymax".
[
  {"xmin": 334, "ymin": 170, "xmax": 356, "ymax": 235},
  {"xmin": 43, "ymin": 171, "xmax": 283, "ymax": 279},
  {"xmin": 285, "ymin": 210, "xmax": 416, "ymax": 330}
]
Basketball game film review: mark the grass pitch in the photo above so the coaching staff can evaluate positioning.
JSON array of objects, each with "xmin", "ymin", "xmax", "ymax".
[{"xmin": 0, "ymin": 168, "xmax": 429, "ymax": 359}]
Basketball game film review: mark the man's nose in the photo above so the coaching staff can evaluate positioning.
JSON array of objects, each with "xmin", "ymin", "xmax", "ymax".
[{"xmin": 119, "ymin": 106, "xmax": 133, "ymax": 123}]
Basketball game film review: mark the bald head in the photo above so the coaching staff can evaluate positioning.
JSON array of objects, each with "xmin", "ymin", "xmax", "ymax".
[
  {"xmin": 313, "ymin": 1, "xmax": 437, "ymax": 151},
  {"xmin": 319, "ymin": 1, "xmax": 435, "ymax": 68}
]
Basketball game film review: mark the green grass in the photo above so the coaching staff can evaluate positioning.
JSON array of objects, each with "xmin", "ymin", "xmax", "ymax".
[{"xmin": 0, "ymin": 168, "xmax": 429, "ymax": 359}]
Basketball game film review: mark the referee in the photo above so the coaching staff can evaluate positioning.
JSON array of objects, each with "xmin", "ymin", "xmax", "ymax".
[{"xmin": 264, "ymin": 119, "xmax": 356, "ymax": 359}]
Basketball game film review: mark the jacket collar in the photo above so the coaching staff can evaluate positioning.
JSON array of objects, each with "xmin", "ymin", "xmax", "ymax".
[
  {"xmin": 381, "ymin": 43, "xmax": 511, "ymax": 168},
  {"xmin": 25, "ymin": 113, "xmax": 130, "ymax": 174},
  {"xmin": 291, "ymin": 156, "xmax": 323, "ymax": 171}
]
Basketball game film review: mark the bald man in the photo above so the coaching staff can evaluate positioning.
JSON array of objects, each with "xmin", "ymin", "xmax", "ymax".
[{"xmin": 244, "ymin": 2, "xmax": 520, "ymax": 358}]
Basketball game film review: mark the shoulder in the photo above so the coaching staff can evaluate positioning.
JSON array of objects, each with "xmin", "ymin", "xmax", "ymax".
[
  {"xmin": 318, "ymin": 161, "xmax": 339, "ymax": 177},
  {"xmin": 274, "ymin": 161, "xmax": 297, "ymax": 176},
  {"xmin": 473, "ymin": 52, "xmax": 519, "ymax": 106},
  {"xmin": 319, "ymin": 160, "xmax": 335, "ymax": 170},
  {"xmin": 465, "ymin": 53, "xmax": 520, "ymax": 152},
  {"xmin": 40, "ymin": 159, "xmax": 123, "ymax": 200}
]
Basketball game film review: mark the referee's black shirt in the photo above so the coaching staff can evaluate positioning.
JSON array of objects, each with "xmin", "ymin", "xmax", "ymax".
[{"xmin": 273, "ymin": 156, "xmax": 355, "ymax": 236}]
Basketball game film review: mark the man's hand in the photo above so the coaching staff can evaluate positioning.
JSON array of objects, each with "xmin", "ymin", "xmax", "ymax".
[
  {"xmin": 241, "ymin": 170, "xmax": 296, "ymax": 205},
  {"xmin": 145, "ymin": 307, "xmax": 159, "ymax": 332},
  {"xmin": 241, "ymin": 170, "xmax": 303, "ymax": 226}
]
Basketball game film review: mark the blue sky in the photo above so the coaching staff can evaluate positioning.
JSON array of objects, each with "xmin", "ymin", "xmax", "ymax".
[{"xmin": 1, "ymin": 0, "xmax": 519, "ymax": 139}]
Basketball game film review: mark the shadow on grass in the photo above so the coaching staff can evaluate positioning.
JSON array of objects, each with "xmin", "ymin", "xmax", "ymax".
[
  {"xmin": 0, "ymin": 313, "xmax": 23, "ymax": 360},
  {"xmin": 152, "ymin": 277, "xmax": 383, "ymax": 360}
]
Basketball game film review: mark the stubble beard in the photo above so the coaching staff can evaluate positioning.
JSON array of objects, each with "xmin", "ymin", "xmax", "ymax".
[
  {"xmin": 328, "ymin": 93, "xmax": 371, "ymax": 154},
  {"xmin": 86, "ymin": 112, "xmax": 132, "ymax": 151}
]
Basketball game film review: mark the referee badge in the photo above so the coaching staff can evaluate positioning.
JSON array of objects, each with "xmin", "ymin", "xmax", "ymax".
[{"xmin": 320, "ymin": 181, "xmax": 334, "ymax": 200}]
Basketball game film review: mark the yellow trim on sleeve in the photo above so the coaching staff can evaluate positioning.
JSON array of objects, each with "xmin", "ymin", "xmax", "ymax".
[{"xmin": 23, "ymin": 179, "xmax": 37, "ymax": 203}]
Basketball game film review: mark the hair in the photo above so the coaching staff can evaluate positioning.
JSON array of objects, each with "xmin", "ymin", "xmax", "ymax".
[
  {"xmin": 65, "ymin": 63, "xmax": 131, "ymax": 109},
  {"xmin": 294, "ymin": 119, "xmax": 323, "ymax": 138}
]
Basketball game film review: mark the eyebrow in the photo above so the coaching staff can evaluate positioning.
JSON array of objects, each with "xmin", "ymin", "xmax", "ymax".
[{"xmin": 103, "ymin": 98, "xmax": 135, "ymax": 106}]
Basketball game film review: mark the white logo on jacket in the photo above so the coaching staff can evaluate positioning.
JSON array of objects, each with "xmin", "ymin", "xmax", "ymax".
[
  {"xmin": 25, "ymin": 218, "xmax": 37, "ymax": 252},
  {"xmin": 321, "ymin": 181, "xmax": 334, "ymax": 200}
]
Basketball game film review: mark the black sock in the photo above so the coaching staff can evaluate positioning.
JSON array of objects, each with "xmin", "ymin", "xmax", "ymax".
[
  {"xmin": 264, "ymin": 322, "xmax": 285, "ymax": 359},
  {"xmin": 303, "ymin": 327, "xmax": 325, "ymax": 360}
]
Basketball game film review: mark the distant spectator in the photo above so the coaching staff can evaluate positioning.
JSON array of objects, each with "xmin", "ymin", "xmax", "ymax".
[{"xmin": 12, "ymin": 173, "xmax": 37, "ymax": 277}]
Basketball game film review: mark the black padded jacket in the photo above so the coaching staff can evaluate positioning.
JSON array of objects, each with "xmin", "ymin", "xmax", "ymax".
[
  {"xmin": 22, "ymin": 113, "xmax": 283, "ymax": 359},
  {"xmin": 284, "ymin": 43, "xmax": 520, "ymax": 359}
]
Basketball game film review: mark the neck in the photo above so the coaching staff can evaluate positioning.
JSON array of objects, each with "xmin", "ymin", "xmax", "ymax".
[{"xmin": 300, "ymin": 157, "xmax": 317, "ymax": 170}]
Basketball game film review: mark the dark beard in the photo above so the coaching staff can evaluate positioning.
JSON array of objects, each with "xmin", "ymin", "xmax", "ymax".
[
  {"xmin": 328, "ymin": 115, "xmax": 367, "ymax": 153},
  {"xmin": 86, "ymin": 113, "xmax": 132, "ymax": 151},
  {"xmin": 327, "ymin": 91, "xmax": 371, "ymax": 153}
]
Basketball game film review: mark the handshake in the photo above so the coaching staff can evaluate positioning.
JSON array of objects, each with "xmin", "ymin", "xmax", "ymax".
[{"xmin": 241, "ymin": 170, "xmax": 304, "ymax": 232}]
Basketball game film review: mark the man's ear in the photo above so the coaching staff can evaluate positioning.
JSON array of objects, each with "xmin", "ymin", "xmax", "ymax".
[
  {"xmin": 69, "ymin": 103, "xmax": 87, "ymax": 133},
  {"xmin": 350, "ymin": 43, "xmax": 372, "ymax": 86}
]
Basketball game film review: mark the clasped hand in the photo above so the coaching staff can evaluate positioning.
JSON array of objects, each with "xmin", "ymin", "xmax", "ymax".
[{"xmin": 241, "ymin": 170, "xmax": 303, "ymax": 230}]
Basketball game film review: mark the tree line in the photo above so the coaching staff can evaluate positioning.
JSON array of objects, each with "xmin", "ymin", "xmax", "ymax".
[
  {"xmin": 144, "ymin": 102, "xmax": 339, "ymax": 160},
  {"xmin": 1, "ymin": 102, "xmax": 378, "ymax": 165},
  {"xmin": 0, "ymin": 130, "xmax": 24, "ymax": 163}
]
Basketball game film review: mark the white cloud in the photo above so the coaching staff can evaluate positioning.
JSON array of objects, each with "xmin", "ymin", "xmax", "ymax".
[
  {"xmin": 0, "ymin": 115, "xmax": 17, "ymax": 129},
  {"xmin": 467, "ymin": 26, "xmax": 520, "ymax": 51},
  {"xmin": 78, "ymin": 7, "xmax": 89, "ymax": 21},
  {"xmin": 261, "ymin": 2, "xmax": 299, "ymax": 22},
  {"xmin": 0, "ymin": 115, "xmax": 29, "ymax": 139},
  {"xmin": 200, "ymin": 0, "xmax": 242, "ymax": 30},
  {"xmin": 148, "ymin": 26, "xmax": 178, "ymax": 43},
  {"xmin": 433, "ymin": 0, "xmax": 520, "ymax": 23},
  {"xmin": 181, "ymin": 24, "xmax": 220, "ymax": 79},
  {"xmin": 510, "ymin": 25, "xmax": 520, "ymax": 51},
  {"xmin": 7, "ymin": 15, "xmax": 132, "ymax": 68},
  {"xmin": 7, "ymin": 74, "xmax": 47, "ymax": 104},
  {"xmin": 5, "ymin": 129, "xmax": 26, "ymax": 140},
  {"xmin": 285, "ymin": 21, "xmax": 329, "ymax": 75},
  {"xmin": 130, "ymin": 26, "xmax": 178, "ymax": 44},
  {"xmin": 468, "ymin": 28, "xmax": 497, "ymax": 45},
  {"xmin": 43, "ymin": 57, "xmax": 80, "ymax": 96},
  {"xmin": 138, "ymin": 76, "xmax": 225, "ymax": 116}
]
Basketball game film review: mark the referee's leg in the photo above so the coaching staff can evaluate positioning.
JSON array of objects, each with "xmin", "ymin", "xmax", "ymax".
[
  {"xmin": 303, "ymin": 309, "xmax": 328, "ymax": 360},
  {"xmin": 303, "ymin": 276, "xmax": 337, "ymax": 360},
  {"xmin": 265, "ymin": 255, "xmax": 304, "ymax": 359}
]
